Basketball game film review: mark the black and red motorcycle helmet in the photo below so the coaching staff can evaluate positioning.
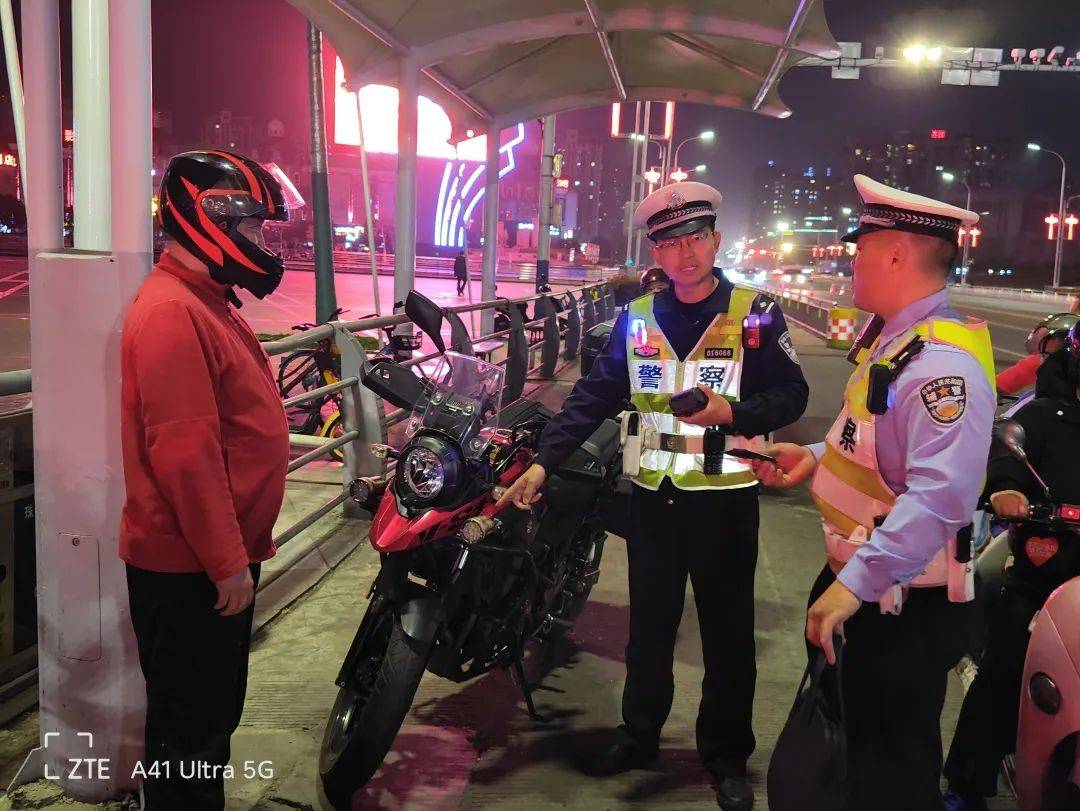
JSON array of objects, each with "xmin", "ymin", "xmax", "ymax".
[
  {"xmin": 157, "ymin": 150, "xmax": 300, "ymax": 298},
  {"xmin": 1026, "ymin": 312, "xmax": 1080, "ymax": 356}
]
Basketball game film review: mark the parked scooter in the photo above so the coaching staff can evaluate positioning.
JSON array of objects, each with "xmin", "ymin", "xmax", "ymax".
[{"xmin": 981, "ymin": 419, "xmax": 1080, "ymax": 810}]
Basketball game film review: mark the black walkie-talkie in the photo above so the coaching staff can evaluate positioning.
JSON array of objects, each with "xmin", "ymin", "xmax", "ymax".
[
  {"xmin": 867, "ymin": 363, "xmax": 892, "ymax": 415},
  {"xmin": 703, "ymin": 428, "xmax": 725, "ymax": 475}
]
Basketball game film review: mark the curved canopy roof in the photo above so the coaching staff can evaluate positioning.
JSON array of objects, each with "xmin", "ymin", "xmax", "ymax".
[{"xmin": 286, "ymin": 0, "xmax": 840, "ymax": 141}]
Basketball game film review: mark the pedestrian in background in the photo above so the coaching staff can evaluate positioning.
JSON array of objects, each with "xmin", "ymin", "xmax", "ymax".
[{"xmin": 454, "ymin": 250, "xmax": 468, "ymax": 295}]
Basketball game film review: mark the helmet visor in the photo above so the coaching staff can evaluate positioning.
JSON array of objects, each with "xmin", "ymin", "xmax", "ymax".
[{"xmin": 263, "ymin": 162, "xmax": 305, "ymax": 211}]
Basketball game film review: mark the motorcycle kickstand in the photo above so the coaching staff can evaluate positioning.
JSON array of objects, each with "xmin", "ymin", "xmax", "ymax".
[{"xmin": 512, "ymin": 652, "xmax": 544, "ymax": 722}]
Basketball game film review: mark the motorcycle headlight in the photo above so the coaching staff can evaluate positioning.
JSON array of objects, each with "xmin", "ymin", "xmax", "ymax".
[{"xmin": 401, "ymin": 446, "xmax": 446, "ymax": 499}]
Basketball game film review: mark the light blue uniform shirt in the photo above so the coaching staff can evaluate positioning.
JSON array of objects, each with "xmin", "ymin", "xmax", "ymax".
[{"xmin": 810, "ymin": 289, "xmax": 996, "ymax": 602}]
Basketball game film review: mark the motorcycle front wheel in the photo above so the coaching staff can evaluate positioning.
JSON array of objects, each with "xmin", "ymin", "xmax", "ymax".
[{"xmin": 318, "ymin": 607, "xmax": 432, "ymax": 810}]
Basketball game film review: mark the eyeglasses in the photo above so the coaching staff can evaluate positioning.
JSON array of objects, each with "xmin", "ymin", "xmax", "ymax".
[{"xmin": 655, "ymin": 231, "xmax": 712, "ymax": 252}]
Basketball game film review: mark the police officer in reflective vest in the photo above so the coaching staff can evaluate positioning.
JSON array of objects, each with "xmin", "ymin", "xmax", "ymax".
[
  {"xmin": 753, "ymin": 175, "xmax": 997, "ymax": 810},
  {"xmin": 499, "ymin": 181, "xmax": 808, "ymax": 809}
]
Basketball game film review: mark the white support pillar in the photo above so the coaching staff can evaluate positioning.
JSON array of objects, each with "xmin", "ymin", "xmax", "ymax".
[
  {"xmin": 536, "ymin": 115, "xmax": 555, "ymax": 291},
  {"xmin": 13, "ymin": 0, "xmax": 150, "ymax": 800},
  {"xmin": 354, "ymin": 91, "xmax": 381, "ymax": 316},
  {"xmin": 22, "ymin": 0, "xmax": 62, "ymax": 253},
  {"xmin": 634, "ymin": 101, "xmax": 652, "ymax": 267},
  {"xmin": 481, "ymin": 124, "xmax": 500, "ymax": 335},
  {"xmin": 0, "ymin": 0, "xmax": 27, "ymax": 197},
  {"xmin": 624, "ymin": 101, "xmax": 640, "ymax": 265},
  {"xmin": 394, "ymin": 58, "xmax": 419, "ymax": 334},
  {"xmin": 71, "ymin": 0, "xmax": 110, "ymax": 249}
]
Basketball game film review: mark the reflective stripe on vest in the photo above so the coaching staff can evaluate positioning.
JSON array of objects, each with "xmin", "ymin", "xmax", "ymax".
[
  {"xmin": 625, "ymin": 287, "xmax": 761, "ymax": 491},
  {"xmin": 809, "ymin": 316, "xmax": 996, "ymax": 587}
]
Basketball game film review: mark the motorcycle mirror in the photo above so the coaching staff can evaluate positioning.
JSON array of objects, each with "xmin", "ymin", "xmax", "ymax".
[
  {"xmin": 404, "ymin": 291, "xmax": 446, "ymax": 354},
  {"xmin": 992, "ymin": 418, "xmax": 1053, "ymax": 501},
  {"xmin": 362, "ymin": 358, "xmax": 432, "ymax": 412},
  {"xmin": 993, "ymin": 419, "xmax": 1028, "ymax": 461}
]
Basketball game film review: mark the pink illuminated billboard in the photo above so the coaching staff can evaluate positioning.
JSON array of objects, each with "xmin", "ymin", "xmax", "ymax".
[{"xmin": 326, "ymin": 47, "xmax": 534, "ymax": 250}]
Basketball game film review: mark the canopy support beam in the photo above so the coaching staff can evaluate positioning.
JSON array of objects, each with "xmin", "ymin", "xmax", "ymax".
[
  {"xmin": 752, "ymin": 0, "xmax": 815, "ymax": 111},
  {"xmin": 582, "ymin": 0, "xmax": 626, "ymax": 101}
]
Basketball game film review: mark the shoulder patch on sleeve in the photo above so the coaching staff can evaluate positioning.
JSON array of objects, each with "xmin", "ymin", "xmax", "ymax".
[
  {"xmin": 919, "ymin": 376, "xmax": 967, "ymax": 424},
  {"xmin": 778, "ymin": 330, "xmax": 799, "ymax": 365}
]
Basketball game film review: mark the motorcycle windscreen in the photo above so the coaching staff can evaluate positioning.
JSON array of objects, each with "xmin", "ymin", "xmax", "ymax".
[{"xmin": 403, "ymin": 351, "xmax": 504, "ymax": 459}]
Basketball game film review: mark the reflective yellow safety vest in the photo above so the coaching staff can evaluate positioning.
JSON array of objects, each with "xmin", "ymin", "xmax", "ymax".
[
  {"xmin": 809, "ymin": 316, "xmax": 996, "ymax": 593},
  {"xmin": 625, "ymin": 287, "xmax": 763, "ymax": 491}
]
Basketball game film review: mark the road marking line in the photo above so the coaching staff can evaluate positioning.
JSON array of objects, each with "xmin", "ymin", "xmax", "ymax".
[
  {"xmin": 954, "ymin": 303, "xmax": 1056, "ymax": 327},
  {"xmin": 993, "ymin": 346, "xmax": 1025, "ymax": 359},
  {"xmin": 0, "ymin": 281, "xmax": 29, "ymax": 301}
]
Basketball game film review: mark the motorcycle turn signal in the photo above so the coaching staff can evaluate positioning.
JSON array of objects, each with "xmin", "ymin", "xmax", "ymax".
[{"xmin": 370, "ymin": 443, "xmax": 400, "ymax": 460}]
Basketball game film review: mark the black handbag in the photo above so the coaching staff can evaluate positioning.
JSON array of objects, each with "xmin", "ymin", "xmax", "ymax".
[{"xmin": 767, "ymin": 639, "xmax": 848, "ymax": 811}]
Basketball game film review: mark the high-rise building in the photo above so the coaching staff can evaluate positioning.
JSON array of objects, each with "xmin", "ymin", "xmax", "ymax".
[
  {"xmin": 555, "ymin": 127, "xmax": 605, "ymax": 241},
  {"xmin": 749, "ymin": 161, "xmax": 841, "ymax": 258},
  {"xmin": 848, "ymin": 130, "xmax": 1025, "ymax": 195}
]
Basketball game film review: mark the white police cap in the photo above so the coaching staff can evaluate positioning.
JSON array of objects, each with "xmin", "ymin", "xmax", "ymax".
[
  {"xmin": 842, "ymin": 174, "xmax": 979, "ymax": 244},
  {"xmin": 633, "ymin": 181, "xmax": 722, "ymax": 241}
]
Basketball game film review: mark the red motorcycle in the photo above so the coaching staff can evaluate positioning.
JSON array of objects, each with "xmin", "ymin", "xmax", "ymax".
[{"xmin": 318, "ymin": 292, "xmax": 621, "ymax": 809}]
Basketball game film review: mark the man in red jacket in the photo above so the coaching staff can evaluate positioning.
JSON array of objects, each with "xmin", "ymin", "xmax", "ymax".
[
  {"xmin": 995, "ymin": 313, "xmax": 1078, "ymax": 395},
  {"xmin": 120, "ymin": 150, "xmax": 297, "ymax": 809}
]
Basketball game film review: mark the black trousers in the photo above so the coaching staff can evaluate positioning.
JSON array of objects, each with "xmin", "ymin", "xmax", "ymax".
[
  {"xmin": 620, "ymin": 479, "xmax": 759, "ymax": 778},
  {"xmin": 127, "ymin": 563, "xmax": 261, "ymax": 811},
  {"xmin": 943, "ymin": 583, "xmax": 1045, "ymax": 797},
  {"xmin": 456, "ymin": 276, "xmax": 466, "ymax": 294},
  {"xmin": 808, "ymin": 566, "xmax": 973, "ymax": 811}
]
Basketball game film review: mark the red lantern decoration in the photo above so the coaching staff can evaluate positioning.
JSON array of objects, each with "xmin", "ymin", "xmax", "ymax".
[{"xmin": 1046, "ymin": 214, "xmax": 1060, "ymax": 240}]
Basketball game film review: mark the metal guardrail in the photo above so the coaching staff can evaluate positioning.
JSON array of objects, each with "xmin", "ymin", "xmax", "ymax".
[
  {"xmin": 746, "ymin": 282, "xmax": 839, "ymax": 339},
  {"xmin": 0, "ymin": 277, "xmax": 621, "ymax": 597},
  {"xmin": 953, "ymin": 283, "xmax": 1078, "ymax": 304},
  {"xmin": 0, "ymin": 370, "xmax": 30, "ymax": 398},
  {"xmin": 254, "ymin": 279, "xmax": 617, "ymax": 594}
]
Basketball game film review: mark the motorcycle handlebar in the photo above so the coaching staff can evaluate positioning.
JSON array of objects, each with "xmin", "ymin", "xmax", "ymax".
[{"xmin": 982, "ymin": 500, "xmax": 1080, "ymax": 527}]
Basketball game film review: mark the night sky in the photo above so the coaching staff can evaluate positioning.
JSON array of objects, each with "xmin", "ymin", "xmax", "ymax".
[{"xmin": 3, "ymin": 0, "xmax": 1078, "ymax": 243}]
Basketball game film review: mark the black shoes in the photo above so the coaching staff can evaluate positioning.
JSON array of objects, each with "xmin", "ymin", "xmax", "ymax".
[
  {"xmin": 586, "ymin": 728, "xmax": 754, "ymax": 810},
  {"xmin": 586, "ymin": 735, "xmax": 659, "ymax": 776},
  {"xmin": 714, "ymin": 774, "xmax": 754, "ymax": 810}
]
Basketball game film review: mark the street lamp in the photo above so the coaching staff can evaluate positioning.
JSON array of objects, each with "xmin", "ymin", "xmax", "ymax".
[
  {"xmin": 646, "ymin": 137, "xmax": 665, "ymax": 162},
  {"xmin": 1028, "ymin": 142, "xmax": 1068, "ymax": 288},
  {"xmin": 672, "ymin": 130, "xmax": 715, "ymax": 172},
  {"xmin": 694, "ymin": 164, "xmax": 707, "ymax": 173},
  {"xmin": 903, "ymin": 44, "xmax": 943, "ymax": 64},
  {"xmin": 941, "ymin": 170, "xmax": 974, "ymax": 283}
]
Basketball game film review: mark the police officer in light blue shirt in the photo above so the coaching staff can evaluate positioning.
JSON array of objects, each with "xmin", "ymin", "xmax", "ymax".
[{"xmin": 753, "ymin": 175, "xmax": 997, "ymax": 810}]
